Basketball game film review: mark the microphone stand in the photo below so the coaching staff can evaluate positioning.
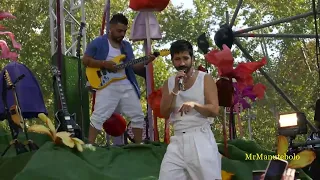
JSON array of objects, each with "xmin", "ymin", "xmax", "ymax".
[{"xmin": 76, "ymin": 22, "xmax": 86, "ymax": 139}]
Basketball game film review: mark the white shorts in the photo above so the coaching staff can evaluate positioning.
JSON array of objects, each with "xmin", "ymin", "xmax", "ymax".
[
  {"xmin": 159, "ymin": 125, "xmax": 222, "ymax": 180},
  {"xmin": 90, "ymin": 84, "xmax": 144, "ymax": 131}
]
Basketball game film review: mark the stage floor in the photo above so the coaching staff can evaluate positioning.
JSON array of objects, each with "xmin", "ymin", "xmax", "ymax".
[{"xmin": 0, "ymin": 133, "xmax": 313, "ymax": 180}]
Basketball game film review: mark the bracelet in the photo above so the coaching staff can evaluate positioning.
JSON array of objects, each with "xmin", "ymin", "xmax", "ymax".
[
  {"xmin": 101, "ymin": 61, "xmax": 106, "ymax": 67},
  {"xmin": 171, "ymin": 90, "xmax": 179, "ymax": 96}
]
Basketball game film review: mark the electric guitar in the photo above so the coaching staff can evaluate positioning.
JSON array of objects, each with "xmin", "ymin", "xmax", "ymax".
[
  {"xmin": 4, "ymin": 70, "xmax": 24, "ymax": 129},
  {"xmin": 51, "ymin": 66, "xmax": 82, "ymax": 139},
  {"xmin": 86, "ymin": 49, "xmax": 170, "ymax": 90}
]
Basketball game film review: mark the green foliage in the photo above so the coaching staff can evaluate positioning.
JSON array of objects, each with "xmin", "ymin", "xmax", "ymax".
[{"xmin": 1, "ymin": 0, "xmax": 319, "ymax": 151}]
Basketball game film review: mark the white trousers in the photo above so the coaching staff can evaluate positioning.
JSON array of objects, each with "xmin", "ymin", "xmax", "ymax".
[
  {"xmin": 90, "ymin": 84, "xmax": 144, "ymax": 131},
  {"xmin": 159, "ymin": 126, "xmax": 222, "ymax": 180}
]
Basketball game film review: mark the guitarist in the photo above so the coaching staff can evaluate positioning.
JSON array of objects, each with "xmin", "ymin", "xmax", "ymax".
[{"xmin": 82, "ymin": 13, "xmax": 155, "ymax": 144}]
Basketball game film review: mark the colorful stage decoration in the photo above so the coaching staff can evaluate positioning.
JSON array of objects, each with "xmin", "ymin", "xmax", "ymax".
[
  {"xmin": 147, "ymin": 88, "xmax": 170, "ymax": 144},
  {"xmin": 28, "ymin": 113, "xmax": 84, "ymax": 152},
  {"xmin": 204, "ymin": 43, "xmax": 267, "ymax": 156},
  {"xmin": 129, "ymin": 0, "xmax": 166, "ymax": 142},
  {"xmin": 233, "ymin": 82, "xmax": 266, "ymax": 110},
  {"xmin": 129, "ymin": 0, "xmax": 170, "ymax": 12},
  {"xmin": 232, "ymin": 82, "xmax": 266, "ymax": 137},
  {"xmin": 0, "ymin": 11, "xmax": 21, "ymax": 61},
  {"xmin": 277, "ymin": 135, "xmax": 316, "ymax": 169},
  {"xmin": 102, "ymin": 113, "xmax": 127, "ymax": 137},
  {"xmin": 205, "ymin": 44, "xmax": 267, "ymax": 113},
  {"xmin": 205, "ymin": 44, "xmax": 267, "ymax": 91}
]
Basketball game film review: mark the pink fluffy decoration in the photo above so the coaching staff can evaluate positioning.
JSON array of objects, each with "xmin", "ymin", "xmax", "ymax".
[{"xmin": 0, "ymin": 11, "xmax": 20, "ymax": 61}]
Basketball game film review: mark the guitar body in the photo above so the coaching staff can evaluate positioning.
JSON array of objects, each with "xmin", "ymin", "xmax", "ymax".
[
  {"xmin": 86, "ymin": 67, "xmax": 127, "ymax": 90},
  {"xmin": 85, "ymin": 50, "xmax": 170, "ymax": 90},
  {"xmin": 55, "ymin": 110, "xmax": 82, "ymax": 139},
  {"xmin": 9, "ymin": 105, "xmax": 24, "ymax": 128},
  {"xmin": 86, "ymin": 54, "xmax": 126, "ymax": 90}
]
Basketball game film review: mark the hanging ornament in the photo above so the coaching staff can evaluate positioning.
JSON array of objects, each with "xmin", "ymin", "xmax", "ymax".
[{"xmin": 129, "ymin": 0, "xmax": 170, "ymax": 12}]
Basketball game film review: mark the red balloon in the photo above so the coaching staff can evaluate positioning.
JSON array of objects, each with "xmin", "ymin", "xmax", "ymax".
[{"xmin": 102, "ymin": 113, "xmax": 127, "ymax": 137}]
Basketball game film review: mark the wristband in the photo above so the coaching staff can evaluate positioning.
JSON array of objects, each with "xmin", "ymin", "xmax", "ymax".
[
  {"xmin": 101, "ymin": 61, "xmax": 106, "ymax": 67},
  {"xmin": 171, "ymin": 90, "xmax": 179, "ymax": 96}
]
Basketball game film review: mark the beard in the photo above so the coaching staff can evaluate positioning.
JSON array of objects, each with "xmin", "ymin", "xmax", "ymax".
[
  {"xmin": 110, "ymin": 33, "xmax": 124, "ymax": 43},
  {"xmin": 175, "ymin": 64, "xmax": 192, "ymax": 73}
]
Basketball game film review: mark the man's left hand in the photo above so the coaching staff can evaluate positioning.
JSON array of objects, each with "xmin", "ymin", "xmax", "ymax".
[{"xmin": 178, "ymin": 102, "xmax": 197, "ymax": 116}]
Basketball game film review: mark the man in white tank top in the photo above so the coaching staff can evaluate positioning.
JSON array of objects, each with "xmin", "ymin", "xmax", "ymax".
[{"xmin": 159, "ymin": 40, "xmax": 221, "ymax": 180}]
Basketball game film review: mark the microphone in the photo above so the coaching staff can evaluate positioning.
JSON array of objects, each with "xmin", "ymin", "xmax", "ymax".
[
  {"xmin": 178, "ymin": 78, "xmax": 183, "ymax": 90},
  {"xmin": 178, "ymin": 70, "xmax": 186, "ymax": 91}
]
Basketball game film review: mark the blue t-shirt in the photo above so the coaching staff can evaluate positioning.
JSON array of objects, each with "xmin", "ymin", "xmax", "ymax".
[{"xmin": 85, "ymin": 34, "xmax": 141, "ymax": 99}]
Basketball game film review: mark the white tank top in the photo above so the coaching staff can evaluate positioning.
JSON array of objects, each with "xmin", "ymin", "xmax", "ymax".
[
  {"xmin": 105, "ymin": 40, "xmax": 131, "ymax": 85},
  {"xmin": 168, "ymin": 71, "xmax": 213, "ymax": 131}
]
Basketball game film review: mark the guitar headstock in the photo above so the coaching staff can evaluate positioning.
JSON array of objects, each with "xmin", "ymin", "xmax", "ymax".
[
  {"xmin": 4, "ymin": 70, "xmax": 13, "ymax": 86},
  {"xmin": 158, "ymin": 49, "xmax": 170, "ymax": 57},
  {"xmin": 51, "ymin": 66, "xmax": 61, "ymax": 76}
]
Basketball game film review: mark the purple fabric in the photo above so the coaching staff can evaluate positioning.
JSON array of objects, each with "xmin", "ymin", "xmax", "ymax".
[
  {"xmin": 0, "ymin": 62, "xmax": 47, "ymax": 120},
  {"xmin": 233, "ymin": 82, "xmax": 257, "ymax": 109}
]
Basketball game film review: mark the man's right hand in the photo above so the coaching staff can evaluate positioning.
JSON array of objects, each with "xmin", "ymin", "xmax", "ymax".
[
  {"xmin": 102, "ymin": 61, "xmax": 117, "ymax": 72},
  {"xmin": 174, "ymin": 70, "xmax": 186, "ymax": 91}
]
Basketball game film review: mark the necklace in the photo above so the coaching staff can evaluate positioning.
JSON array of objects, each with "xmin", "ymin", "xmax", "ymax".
[
  {"xmin": 185, "ymin": 69, "xmax": 195, "ymax": 80},
  {"xmin": 181, "ymin": 69, "xmax": 196, "ymax": 91}
]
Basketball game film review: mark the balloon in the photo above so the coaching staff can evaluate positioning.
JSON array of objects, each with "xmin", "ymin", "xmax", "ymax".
[{"xmin": 103, "ymin": 113, "xmax": 127, "ymax": 137}]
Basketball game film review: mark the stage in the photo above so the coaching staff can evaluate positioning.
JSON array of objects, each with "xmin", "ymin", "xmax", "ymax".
[{"xmin": 0, "ymin": 132, "xmax": 313, "ymax": 180}]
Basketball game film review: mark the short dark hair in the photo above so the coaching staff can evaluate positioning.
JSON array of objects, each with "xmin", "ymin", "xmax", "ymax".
[
  {"xmin": 110, "ymin": 13, "xmax": 128, "ymax": 26},
  {"xmin": 169, "ymin": 40, "xmax": 194, "ymax": 58}
]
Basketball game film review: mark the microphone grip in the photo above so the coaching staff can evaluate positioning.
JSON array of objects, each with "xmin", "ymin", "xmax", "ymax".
[{"xmin": 178, "ymin": 78, "xmax": 183, "ymax": 90}]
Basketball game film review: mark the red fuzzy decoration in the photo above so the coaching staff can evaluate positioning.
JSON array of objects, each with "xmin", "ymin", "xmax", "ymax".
[
  {"xmin": 253, "ymin": 83, "xmax": 266, "ymax": 100},
  {"xmin": 148, "ymin": 88, "xmax": 164, "ymax": 118},
  {"xmin": 129, "ymin": 0, "xmax": 170, "ymax": 11},
  {"xmin": 102, "ymin": 113, "xmax": 127, "ymax": 137},
  {"xmin": 197, "ymin": 65, "xmax": 207, "ymax": 72},
  {"xmin": 205, "ymin": 44, "xmax": 267, "ymax": 91}
]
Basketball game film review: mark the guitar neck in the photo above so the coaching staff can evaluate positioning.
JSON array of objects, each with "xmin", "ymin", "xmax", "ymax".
[
  {"xmin": 55, "ymin": 76, "xmax": 69, "ymax": 115},
  {"xmin": 115, "ymin": 55, "xmax": 150, "ymax": 70}
]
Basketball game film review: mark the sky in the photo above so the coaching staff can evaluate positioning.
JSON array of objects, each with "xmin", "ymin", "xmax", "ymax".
[{"xmin": 171, "ymin": 0, "xmax": 194, "ymax": 9}]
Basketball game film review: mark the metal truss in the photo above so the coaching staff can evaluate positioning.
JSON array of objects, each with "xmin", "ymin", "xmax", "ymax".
[
  {"xmin": 49, "ymin": 0, "xmax": 86, "ymax": 57},
  {"xmin": 216, "ymin": 0, "xmax": 320, "ymax": 133}
]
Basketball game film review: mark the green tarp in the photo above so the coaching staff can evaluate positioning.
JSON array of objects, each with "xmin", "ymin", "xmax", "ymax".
[{"xmin": 0, "ymin": 133, "xmax": 312, "ymax": 180}]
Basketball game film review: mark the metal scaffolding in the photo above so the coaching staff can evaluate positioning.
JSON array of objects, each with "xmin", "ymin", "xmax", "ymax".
[
  {"xmin": 49, "ymin": 0, "xmax": 86, "ymax": 57},
  {"xmin": 215, "ymin": 0, "xmax": 320, "ymax": 137}
]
